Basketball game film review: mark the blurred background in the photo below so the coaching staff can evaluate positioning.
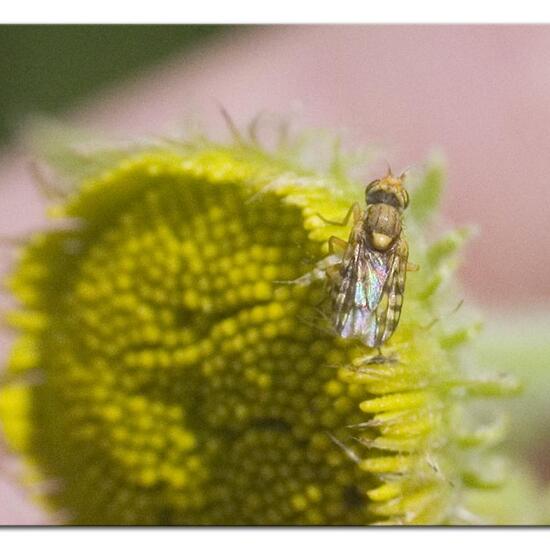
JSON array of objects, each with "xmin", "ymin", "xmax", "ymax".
[{"xmin": 1, "ymin": 25, "xmax": 550, "ymax": 524}]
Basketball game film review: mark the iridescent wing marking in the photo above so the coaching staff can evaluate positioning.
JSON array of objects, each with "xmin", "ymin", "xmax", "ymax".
[
  {"xmin": 331, "ymin": 235, "xmax": 408, "ymax": 348},
  {"xmin": 332, "ymin": 234, "xmax": 391, "ymax": 347}
]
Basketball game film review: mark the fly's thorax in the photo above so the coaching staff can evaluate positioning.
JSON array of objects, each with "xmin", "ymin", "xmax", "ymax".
[{"xmin": 363, "ymin": 203, "xmax": 402, "ymax": 251}]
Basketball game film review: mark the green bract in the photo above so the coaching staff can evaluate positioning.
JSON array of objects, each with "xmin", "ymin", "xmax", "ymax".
[{"xmin": 0, "ymin": 126, "xmax": 518, "ymax": 524}]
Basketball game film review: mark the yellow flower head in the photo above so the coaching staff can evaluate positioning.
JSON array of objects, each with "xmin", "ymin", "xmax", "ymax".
[{"xmin": 0, "ymin": 122, "xmax": 518, "ymax": 525}]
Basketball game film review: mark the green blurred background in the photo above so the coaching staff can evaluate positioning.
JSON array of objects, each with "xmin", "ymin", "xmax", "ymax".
[{"xmin": 0, "ymin": 25, "xmax": 239, "ymax": 145}]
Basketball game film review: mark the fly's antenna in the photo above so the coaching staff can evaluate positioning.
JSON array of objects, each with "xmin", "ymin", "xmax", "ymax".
[
  {"xmin": 383, "ymin": 159, "xmax": 393, "ymax": 177},
  {"xmin": 399, "ymin": 164, "xmax": 417, "ymax": 181}
]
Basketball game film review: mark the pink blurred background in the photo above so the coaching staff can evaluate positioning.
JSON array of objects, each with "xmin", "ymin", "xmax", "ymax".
[{"xmin": 2, "ymin": 25, "xmax": 550, "ymax": 523}]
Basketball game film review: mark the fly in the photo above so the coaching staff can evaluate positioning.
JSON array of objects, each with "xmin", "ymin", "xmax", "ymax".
[{"xmin": 322, "ymin": 170, "xmax": 418, "ymax": 348}]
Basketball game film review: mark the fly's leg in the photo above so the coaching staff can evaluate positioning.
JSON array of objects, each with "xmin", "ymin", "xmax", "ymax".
[
  {"xmin": 347, "ymin": 348, "xmax": 400, "ymax": 371},
  {"xmin": 407, "ymin": 262, "xmax": 420, "ymax": 272},
  {"xmin": 275, "ymin": 203, "xmax": 360, "ymax": 287},
  {"xmin": 316, "ymin": 202, "xmax": 362, "ymax": 227},
  {"xmin": 273, "ymin": 236, "xmax": 346, "ymax": 287},
  {"xmin": 273, "ymin": 255, "xmax": 341, "ymax": 286},
  {"xmin": 373, "ymin": 346, "xmax": 398, "ymax": 364},
  {"xmin": 273, "ymin": 229, "xmax": 349, "ymax": 288},
  {"xmin": 311, "ymin": 260, "xmax": 343, "ymax": 309},
  {"xmin": 328, "ymin": 236, "xmax": 348, "ymax": 256}
]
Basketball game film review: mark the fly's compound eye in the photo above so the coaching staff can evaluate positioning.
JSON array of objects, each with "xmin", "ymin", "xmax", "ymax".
[
  {"xmin": 365, "ymin": 179, "xmax": 380, "ymax": 200},
  {"xmin": 402, "ymin": 189, "xmax": 410, "ymax": 209}
]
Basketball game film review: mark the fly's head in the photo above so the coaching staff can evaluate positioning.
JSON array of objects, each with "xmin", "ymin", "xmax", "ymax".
[{"xmin": 365, "ymin": 172, "xmax": 409, "ymax": 212}]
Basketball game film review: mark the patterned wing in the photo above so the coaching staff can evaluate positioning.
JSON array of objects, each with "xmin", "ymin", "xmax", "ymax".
[
  {"xmin": 373, "ymin": 237, "xmax": 409, "ymax": 346},
  {"xmin": 332, "ymin": 236, "xmax": 393, "ymax": 347}
]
